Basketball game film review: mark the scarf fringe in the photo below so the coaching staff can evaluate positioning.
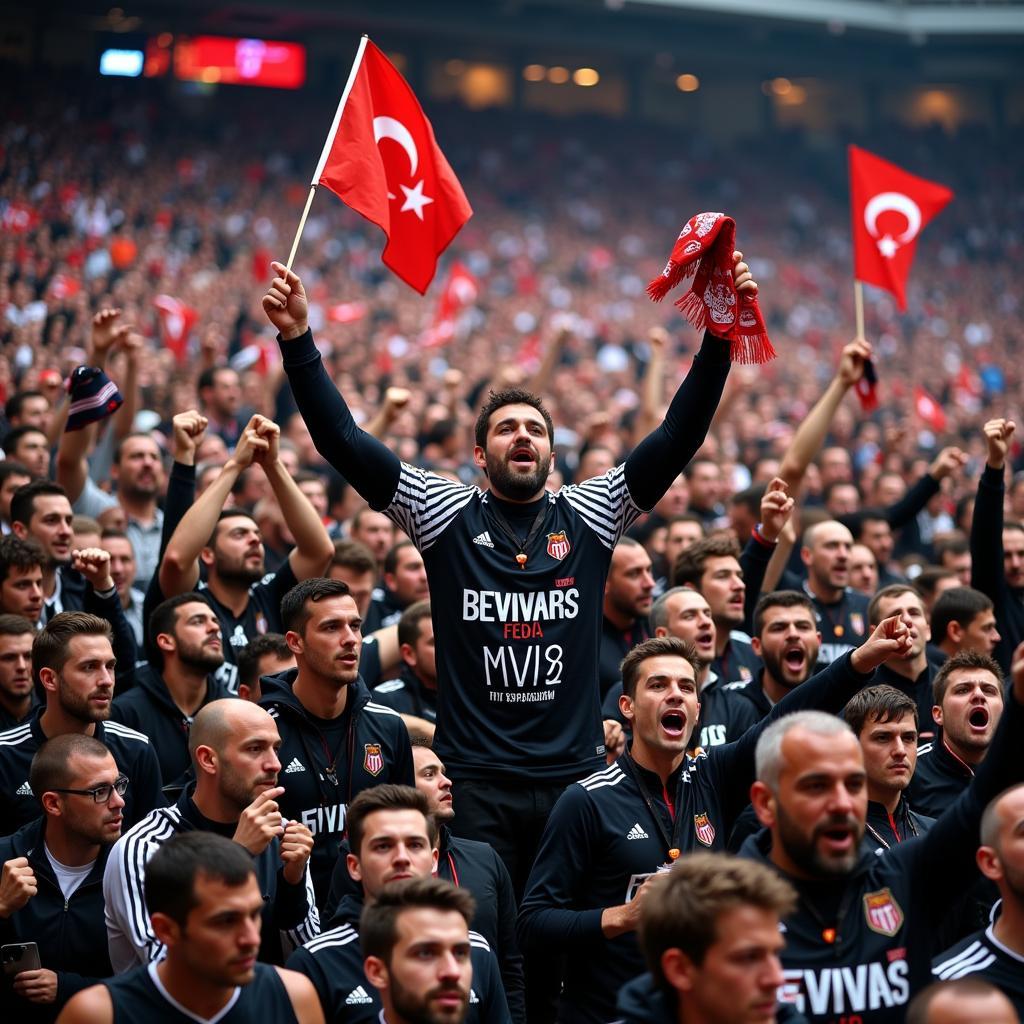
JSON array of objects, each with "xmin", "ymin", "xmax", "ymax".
[
  {"xmin": 675, "ymin": 289, "xmax": 707, "ymax": 331},
  {"xmin": 647, "ymin": 259, "xmax": 698, "ymax": 303},
  {"xmin": 730, "ymin": 333, "xmax": 777, "ymax": 365}
]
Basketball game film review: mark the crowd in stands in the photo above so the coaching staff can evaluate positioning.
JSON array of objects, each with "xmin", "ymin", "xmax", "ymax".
[{"xmin": 0, "ymin": 68, "xmax": 1023, "ymax": 1024}]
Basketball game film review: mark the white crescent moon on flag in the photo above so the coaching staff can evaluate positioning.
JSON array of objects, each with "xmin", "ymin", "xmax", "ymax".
[
  {"xmin": 373, "ymin": 116, "xmax": 419, "ymax": 177},
  {"xmin": 863, "ymin": 191, "xmax": 922, "ymax": 244}
]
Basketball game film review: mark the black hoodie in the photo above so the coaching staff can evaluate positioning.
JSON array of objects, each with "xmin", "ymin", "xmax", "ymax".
[
  {"xmin": 110, "ymin": 663, "xmax": 233, "ymax": 792},
  {"xmin": 259, "ymin": 670, "xmax": 413, "ymax": 905}
]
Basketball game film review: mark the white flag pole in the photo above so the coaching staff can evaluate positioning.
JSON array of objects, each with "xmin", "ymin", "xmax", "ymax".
[
  {"xmin": 854, "ymin": 279, "xmax": 865, "ymax": 340},
  {"xmin": 285, "ymin": 34, "xmax": 371, "ymax": 273}
]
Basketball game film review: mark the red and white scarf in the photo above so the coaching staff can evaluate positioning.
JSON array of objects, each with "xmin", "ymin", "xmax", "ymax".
[{"xmin": 647, "ymin": 212, "xmax": 776, "ymax": 365}]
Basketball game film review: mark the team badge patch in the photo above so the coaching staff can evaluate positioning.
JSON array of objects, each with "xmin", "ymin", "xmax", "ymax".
[
  {"xmin": 363, "ymin": 743, "xmax": 384, "ymax": 777},
  {"xmin": 850, "ymin": 613, "xmax": 865, "ymax": 636},
  {"xmin": 546, "ymin": 531, "xmax": 571, "ymax": 560},
  {"xmin": 863, "ymin": 888, "xmax": 904, "ymax": 937},
  {"xmin": 693, "ymin": 812, "xmax": 716, "ymax": 847}
]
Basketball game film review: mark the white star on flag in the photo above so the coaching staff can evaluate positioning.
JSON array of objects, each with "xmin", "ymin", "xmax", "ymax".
[
  {"xmin": 876, "ymin": 235, "xmax": 899, "ymax": 258},
  {"xmin": 399, "ymin": 179, "xmax": 434, "ymax": 220}
]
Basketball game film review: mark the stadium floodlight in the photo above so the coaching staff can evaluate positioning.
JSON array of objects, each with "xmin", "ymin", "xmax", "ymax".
[{"xmin": 99, "ymin": 48, "xmax": 144, "ymax": 78}]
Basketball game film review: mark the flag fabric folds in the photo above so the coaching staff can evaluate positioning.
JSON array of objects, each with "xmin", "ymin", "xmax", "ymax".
[
  {"xmin": 848, "ymin": 145, "xmax": 953, "ymax": 310},
  {"xmin": 314, "ymin": 39, "xmax": 472, "ymax": 294},
  {"xmin": 421, "ymin": 261, "xmax": 478, "ymax": 348}
]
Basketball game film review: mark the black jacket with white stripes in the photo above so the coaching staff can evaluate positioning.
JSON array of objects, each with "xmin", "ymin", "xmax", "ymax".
[
  {"xmin": 286, "ymin": 893, "xmax": 511, "ymax": 1024},
  {"xmin": 280, "ymin": 326, "xmax": 731, "ymax": 783},
  {"xmin": 518, "ymin": 652, "xmax": 877, "ymax": 1024},
  {"xmin": 101, "ymin": 785, "xmax": 319, "ymax": 973},
  {"xmin": 908, "ymin": 733, "xmax": 975, "ymax": 818},
  {"xmin": 932, "ymin": 907, "xmax": 1024, "ymax": 1017},
  {"xmin": 259, "ymin": 670, "xmax": 414, "ymax": 907},
  {"xmin": 0, "ymin": 708, "xmax": 165, "ymax": 836}
]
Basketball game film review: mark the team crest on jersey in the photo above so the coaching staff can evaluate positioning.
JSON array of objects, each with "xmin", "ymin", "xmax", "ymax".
[
  {"xmin": 546, "ymin": 531, "xmax": 571, "ymax": 560},
  {"xmin": 693, "ymin": 812, "xmax": 716, "ymax": 847},
  {"xmin": 363, "ymin": 743, "xmax": 384, "ymax": 777},
  {"xmin": 863, "ymin": 888, "xmax": 904, "ymax": 937},
  {"xmin": 850, "ymin": 613, "xmax": 865, "ymax": 636}
]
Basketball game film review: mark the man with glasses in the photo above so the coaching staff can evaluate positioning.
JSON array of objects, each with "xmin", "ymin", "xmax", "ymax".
[
  {"xmin": 0, "ymin": 734, "xmax": 126, "ymax": 1021},
  {"xmin": 0, "ymin": 612, "xmax": 164, "ymax": 836}
]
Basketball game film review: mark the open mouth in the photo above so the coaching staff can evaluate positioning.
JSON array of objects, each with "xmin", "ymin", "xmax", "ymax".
[
  {"xmin": 783, "ymin": 647, "xmax": 806, "ymax": 671},
  {"xmin": 661, "ymin": 710, "xmax": 686, "ymax": 737},
  {"xmin": 969, "ymin": 707, "xmax": 990, "ymax": 729},
  {"xmin": 819, "ymin": 826, "xmax": 854, "ymax": 853},
  {"xmin": 510, "ymin": 448, "xmax": 536, "ymax": 465}
]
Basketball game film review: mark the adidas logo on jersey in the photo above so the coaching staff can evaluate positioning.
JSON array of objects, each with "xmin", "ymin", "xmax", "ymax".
[
  {"xmin": 626, "ymin": 823, "xmax": 649, "ymax": 840},
  {"xmin": 284, "ymin": 757, "xmax": 306, "ymax": 774},
  {"xmin": 15, "ymin": 781, "xmax": 33, "ymax": 796},
  {"xmin": 472, "ymin": 531, "xmax": 495, "ymax": 548},
  {"xmin": 345, "ymin": 986, "xmax": 373, "ymax": 1005}
]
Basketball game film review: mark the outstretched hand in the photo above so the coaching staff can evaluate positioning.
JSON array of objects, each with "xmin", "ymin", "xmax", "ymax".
[
  {"xmin": 837, "ymin": 338, "xmax": 873, "ymax": 389},
  {"xmin": 758, "ymin": 477, "xmax": 795, "ymax": 543},
  {"xmin": 263, "ymin": 262, "xmax": 309, "ymax": 341}
]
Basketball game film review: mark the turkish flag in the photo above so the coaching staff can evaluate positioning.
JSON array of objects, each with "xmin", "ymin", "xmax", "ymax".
[
  {"xmin": 422, "ymin": 261, "xmax": 478, "ymax": 348},
  {"xmin": 153, "ymin": 294, "xmax": 198, "ymax": 364},
  {"xmin": 849, "ymin": 146, "xmax": 953, "ymax": 310},
  {"xmin": 314, "ymin": 39, "xmax": 472, "ymax": 294},
  {"xmin": 914, "ymin": 385, "xmax": 947, "ymax": 432}
]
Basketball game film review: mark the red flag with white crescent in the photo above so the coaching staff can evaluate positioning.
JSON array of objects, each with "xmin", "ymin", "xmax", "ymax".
[
  {"xmin": 313, "ymin": 38, "xmax": 472, "ymax": 295},
  {"xmin": 849, "ymin": 146, "xmax": 953, "ymax": 310}
]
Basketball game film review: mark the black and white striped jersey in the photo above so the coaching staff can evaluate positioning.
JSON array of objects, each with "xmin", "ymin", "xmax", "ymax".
[{"xmin": 385, "ymin": 463, "xmax": 641, "ymax": 781}]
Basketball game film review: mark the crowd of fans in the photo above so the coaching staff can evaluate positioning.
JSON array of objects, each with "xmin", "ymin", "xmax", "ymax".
[{"xmin": 0, "ymin": 67, "xmax": 1023, "ymax": 1024}]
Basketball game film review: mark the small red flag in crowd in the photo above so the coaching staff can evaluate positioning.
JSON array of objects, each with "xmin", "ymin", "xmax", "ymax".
[
  {"xmin": 153, "ymin": 294, "xmax": 197, "ymax": 363},
  {"xmin": 848, "ymin": 145, "xmax": 953, "ymax": 310},
  {"xmin": 421, "ymin": 261, "xmax": 478, "ymax": 348},
  {"xmin": 914, "ymin": 385, "xmax": 947, "ymax": 432},
  {"xmin": 313, "ymin": 38, "xmax": 472, "ymax": 294}
]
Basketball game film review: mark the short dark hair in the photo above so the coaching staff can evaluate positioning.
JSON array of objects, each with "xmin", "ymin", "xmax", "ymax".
[
  {"xmin": 638, "ymin": 853, "xmax": 796, "ymax": 997},
  {"xmin": 682, "ymin": 456, "xmax": 718, "ymax": 480},
  {"xmin": 397, "ymin": 600, "xmax": 432, "ymax": 648},
  {"xmin": 666, "ymin": 513, "xmax": 705, "ymax": 534},
  {"xmin": 934, "ymin": 534, "xmax": 969, "ymax": 561},
  {"xmin": 473, "ymin": 387, "xmax": 554, "ymax": 450},
  {"xmin": 346, "ymin": 784, "xmax": 437, "ymax": 859},
  {"xmin": 752, "ymin": 590, "xmax": 816, "ymax": 639},
  {"xmin": 280, "ymin": 578, "xmax": 352, "ymax": 636},
  {"xmin": 30, "ymin": 734, "xmax": 111, "ymax": 799},
  {"xmin": 360, "ymin": 876, "xmax": 475, "ymax": 965},
  {"xmin": 196, "ymin": 365, "xmax": 236, "ymax": 393},
  {"xmin": 144, "ymin": 832, "xmax": 256, "ymax": 928},
  {"xmin": 237, "ymin": 634, "xmax": 291, "ymax": 690},
  {"xmin": 72, "ymin": 515, "xmax": 101, "ymax": 537},
  {"xmin": 33, "ymin": 611, "xmax": 113, "ymax": 680},
  {"xmin": 913, "ymin": 566, "xmax": 958, "ymax": 602},
  {"xmin": 330, "ymin": 538, "xmax": 377, "ymax": 576},
  {"xmin": 10, "ymin": 479, "xmax": 68, "ymax": 529},
  {"xmin": 867, "ymin": 583, "xmax": 920, "ymax": 627},
  {"xmin": 0, "ymin": 459, "xmax": 31, "ymax": 489},
  {"xmin": 843, "ymin": 684, "xmax": 919, "ymax": 735},
  {"xmin": 621, "ymin": 635, "xmax": 699, "ymax": 701},
  {"xmin": 0, "ymin": 613, "xmax": 35, "ymax": 637},
  {"xmin": 930, "ymin": 587, "xmax": 993, "ymax": 646},
  {"xmin": 933, "ymin": 649, "xmax": 1004, "ymax": 706},
  {"xmin": 0, "ymin": 535, "xmax": 45, "ymax": 586},
  {"xmin": 729, "ymin": 484, "xmax": 765, "ymax": 515},
  {"xmin": 5, "ymin": 390, "xmax": 46, "ymax": 423},
  {"xmin": 671, "ymin": 535, "xmax": 740, "ymax": 589},
  {"xmin": 205, "ymin": 508, "xmax": 258, "ymax": 548},
  {"xmin": 148, "ymin": 592, "xmax": 212, "ymax": 667},
  {"xmin": 2, "ymin": 425, "xmax": 47, "ymax": 459},
  {"xmin": 113, "ymin": 431, "xmax": 162, "ymax": 465}
]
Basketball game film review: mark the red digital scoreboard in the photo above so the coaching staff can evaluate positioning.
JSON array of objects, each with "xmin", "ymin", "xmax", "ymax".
[{"xmin": 169, "ymin": 35, "xmax": 306, "ymax": 89}]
